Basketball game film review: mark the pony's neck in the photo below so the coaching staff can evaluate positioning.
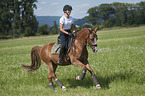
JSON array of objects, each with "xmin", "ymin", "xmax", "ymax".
[
  {"xmin": 75, "ymin": 28, "xmax": 89, "ymax": 48},
  {"xmin": 76, "ymin": 28, "xmax": 89, "ymax": 41}
]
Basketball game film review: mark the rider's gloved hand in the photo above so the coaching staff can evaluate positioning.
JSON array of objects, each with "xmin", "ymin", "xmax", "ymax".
[
  {"xmin": 68, "ymin": 33, "xmax": 73, "ymax": 36},
  {"xmin": 74, "ymin": 32, "xmax": 77, "ymax": 37}
]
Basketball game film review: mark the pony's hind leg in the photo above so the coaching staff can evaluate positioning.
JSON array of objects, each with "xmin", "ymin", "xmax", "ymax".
[
  {"xmin": 47, "ymin": 61, "xmax": 66, "ymax": 90},
  {"xmin": 44, "ymin": 60, "xmax": 57, "ymax": 90}
]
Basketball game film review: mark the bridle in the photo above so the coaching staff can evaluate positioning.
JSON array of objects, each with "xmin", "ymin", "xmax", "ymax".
[
  {"xmin": 71, "ymin": 30, "xmax": 98, "ymax": 55},
  {"xmin": 75, "ymin": 32, "xmax": 98, "ymax": 48},
  {"xmin": 88, "ymin": 32, "xmax": 98, "ymax": 47}
]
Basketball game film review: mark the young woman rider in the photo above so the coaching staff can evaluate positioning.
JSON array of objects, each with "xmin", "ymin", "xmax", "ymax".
[{"xmin": 57, "ymin": 5, "xmax": 75, "ymax": 64}]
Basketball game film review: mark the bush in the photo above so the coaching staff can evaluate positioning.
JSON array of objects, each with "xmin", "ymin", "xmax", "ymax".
[
  {"xmin": 37, "ymin": 25, "xmax": 49, "ymax": 35},
  {"xmin": 24, "ymin": 27, "xmax": 35, "ymax": 36}
]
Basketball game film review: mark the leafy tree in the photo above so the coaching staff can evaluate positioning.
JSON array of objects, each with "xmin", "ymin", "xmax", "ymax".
[
  {"xmin": 0, "ymin": 0, "xmax": 14, "ymax": 36},
  {"xmin": 0, "ymin": 0, "xmax": 38, "ymax": 38},
  {"xmin": 112, "ymin": 2, "xmax": 128, "ymax": 26},
  {"xmin": 135, "ymin": 1, "xmax": 145, "ymax": 24},
  {"xmin": 86, "ymin": 1, "xmax": 145, "ymax": 27},
  {"xmin": 20, "ymin": 0, "xmax": 38, "ymax": 35},
  {"xmin": 87, "ymin": 3, "xmax": 116, "ymax": 26},
  {"xmin": 51, "ymin": 20, "xmax": 58, "ymax": 34},
  {"xmin": 24, "ymin": 27, "xmax": 35, "ymax": 36},
  {"xmin": 86, "ymin": 6, "xmax": 100, "ymax": 25},
  {"xmin": 127, "ymin": 10, "xmax": 135, "ymax": 25},
  {"xmin": 99, "ymin": 4, "xmax": 115, "ymax": 20},
  {"xmin": 37, "ymin": 25, "xmax": 49, "ymax": 35},
  {"xmin": 12, "ymin": 0, "xmax": 21, "ymax": 36}
]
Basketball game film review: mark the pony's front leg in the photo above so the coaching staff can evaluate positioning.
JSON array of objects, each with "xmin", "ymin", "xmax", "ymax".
[
  {"xmin": 86, "ymin": 64, "xmax": 101, "ymax": 89},
  {"xmin": 72, "ymin": 60, "xmax": 101, "ymax": 89},
  {"xmin": 76, "ymin": 69, "xmax": 86, "ymax": 80}
]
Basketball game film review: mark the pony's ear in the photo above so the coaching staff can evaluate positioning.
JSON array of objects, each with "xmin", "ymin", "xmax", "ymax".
[
  {"xmin": 94, "ymin": 27, "xmax": 98, "ymax": 33},
  {"xmin": 88, "ymin": 28, "xmax": 92, "ymax": 31},
  {"xmin": 88, "ymin": 28, "xmax": 93, "ymax": 33}
]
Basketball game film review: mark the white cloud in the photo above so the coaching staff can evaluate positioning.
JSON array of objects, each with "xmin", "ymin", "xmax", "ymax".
[
  {"xmin": 80, "ymin": 10, "xmax": 86, "ymax": 14},
  {"xmin": 41, "ymin": 2, "xmax": 47, "ymax": 4},
  {"xmin": 51, "ymin": 3, "xmax": 58, "ymax": 6},
  {"xmin": 77, "ymin": 3, "xmax": 90, "ymax": 8}
]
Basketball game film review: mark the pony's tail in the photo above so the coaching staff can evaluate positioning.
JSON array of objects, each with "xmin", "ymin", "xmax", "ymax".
[{"xmin": 22, "ymin": 46, "xmax": 42, "ymax": 73}]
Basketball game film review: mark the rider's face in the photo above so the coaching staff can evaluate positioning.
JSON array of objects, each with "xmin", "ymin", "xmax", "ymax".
[{"xmin": 65, "ymin": 10, "xmax": 71, "ymax": 16}]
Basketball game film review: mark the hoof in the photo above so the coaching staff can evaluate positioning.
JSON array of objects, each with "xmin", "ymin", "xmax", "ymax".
[
  {"xmin": 96, "ymin": 84, "xmax": 101, "ymax": 89},
  {"xmin": 76, "ymin": 76, "xmax": 80, "ymax": 80},
  {"xmin": 62, "ymin": 86, "xmax": 66, "ymax": 91}
]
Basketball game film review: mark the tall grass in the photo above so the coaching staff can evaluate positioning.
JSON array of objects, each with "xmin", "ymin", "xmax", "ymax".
[{"xmin": 0, "ymin": 26, "xmax": 145, "ymax": 96}]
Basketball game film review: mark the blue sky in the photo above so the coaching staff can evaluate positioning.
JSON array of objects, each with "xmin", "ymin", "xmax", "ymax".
[{"xmin": 34, "ymin": 0, "xmax": 144, "ymax": 19}]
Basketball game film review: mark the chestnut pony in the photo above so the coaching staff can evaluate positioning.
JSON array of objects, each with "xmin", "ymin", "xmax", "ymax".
[{"xmin": 22, "ymin": 27, "xmax": 101, "ymax": 90}]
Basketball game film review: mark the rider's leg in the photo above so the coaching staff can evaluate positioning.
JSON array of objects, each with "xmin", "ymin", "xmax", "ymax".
[
  {"xmin": 57, "ymin": 33, "xmax": 66, "ymax": 64},
  {"xmin": 57, "ymin": 47, "xmax": 65, "ymax": 64}
]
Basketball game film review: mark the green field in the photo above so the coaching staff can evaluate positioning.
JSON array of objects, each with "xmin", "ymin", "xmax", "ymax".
[{"xmin": 0, "ymin": 26, "xmax": 145, "ymax": 96}]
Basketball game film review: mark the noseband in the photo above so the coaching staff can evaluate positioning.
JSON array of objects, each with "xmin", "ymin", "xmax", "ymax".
[{"xmin": 87, "ymin": 32, "xmax": 98, "ymax": 47}]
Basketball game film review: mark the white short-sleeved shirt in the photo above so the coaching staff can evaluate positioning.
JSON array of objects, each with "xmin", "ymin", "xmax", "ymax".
[{"xmin": 59, "ymin": 15, "xmax": 74, "ymax": 30}]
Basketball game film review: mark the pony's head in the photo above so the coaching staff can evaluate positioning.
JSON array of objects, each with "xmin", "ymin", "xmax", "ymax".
[{"xmin": 87, "ymin": 27, "xmax": 98, "ymax": 53}]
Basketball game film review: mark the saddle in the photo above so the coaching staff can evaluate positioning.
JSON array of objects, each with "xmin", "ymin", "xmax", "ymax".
[
  {"xmin": 51, "ymin": 36, "xmax": 74, "ymax": 55},
  {"xmin": 51, "ymin": 42, "xmax": 61, "ymax": 54}
]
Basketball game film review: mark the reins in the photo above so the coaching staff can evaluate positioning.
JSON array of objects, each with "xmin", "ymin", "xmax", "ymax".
[
  {"xmin": 75, "ymin": 32, "xmax": 98, "ymax": 47},
  {"xmin": 58, "ymin": 29, "xmax": 98, "ymax": 56},
  {"xmin": 71, "ymin": 31, "xmax": 98, "ymax": 56},
  {"xmin": 75, "ymin": 38, "xmax": 89, "ymax": 46}
]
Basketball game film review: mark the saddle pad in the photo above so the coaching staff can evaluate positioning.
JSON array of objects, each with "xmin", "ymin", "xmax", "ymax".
[
  {"xmin": 51, "ymin": 37, "xmax": 74, "ymax": 55},
  {"xmin": 51, "ymin": 43, "xmax": 61, "ymax": 54}
]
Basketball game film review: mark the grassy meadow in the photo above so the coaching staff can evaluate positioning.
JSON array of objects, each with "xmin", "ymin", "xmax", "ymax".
[{"xmin": 0, "ymin": 26, "xmax": 145, "ymax": 96}]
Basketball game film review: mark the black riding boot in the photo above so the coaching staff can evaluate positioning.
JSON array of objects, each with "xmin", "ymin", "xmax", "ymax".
[{"xmin": 57, "ymin": 48, "xmax": 64, "ymax": 64}]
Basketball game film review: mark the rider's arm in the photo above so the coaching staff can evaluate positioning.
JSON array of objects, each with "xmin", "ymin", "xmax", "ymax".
[{"xmin": 60, "ymin": 24, "xmax": 69, "ymax": 34}]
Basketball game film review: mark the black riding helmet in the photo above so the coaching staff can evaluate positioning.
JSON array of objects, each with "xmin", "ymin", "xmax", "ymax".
[{"xmin": 63, "ymin": 5, "xmax": 72, "ymax": 12}]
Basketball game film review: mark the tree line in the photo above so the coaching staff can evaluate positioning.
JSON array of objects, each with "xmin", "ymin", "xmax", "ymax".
[
  {"xmin": 0, "ymin": 0, "xmax": 58, "ymax": 39},
  {"xmin": 0, "ymin": 1, "xmax": 145, "ymax": 39},
  {"xmin": 86, "ymin": 1, "xmax": 145, "ymax": 27},
  {"xmin": 0, "ymin": 0, "xmax": 38, "ymax": 38}
]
